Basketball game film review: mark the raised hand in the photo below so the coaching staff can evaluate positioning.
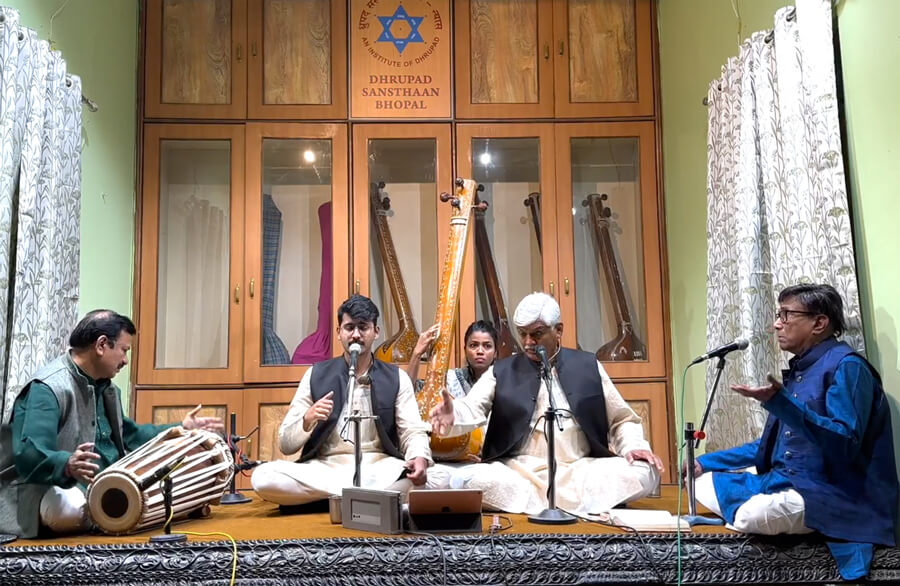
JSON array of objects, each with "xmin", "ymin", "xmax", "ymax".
[
  {"xmin": 182, "ymin": 404, "xmax": 225, "ymax": 433},
  {"xmin": 413, "ymin": 323, "xmax": 440, "ymax": 358},
  {"xmin": 65, "ymin": 442, "xmax": 101, "ymax": 484},
  {"xmin": 731, "ymin": 373, "xmax": 783, "ymax": 403},
  {"xmin": 429, "ymin": 388, "xmax": 455, "ymax": 436},
  {"xmin": 303, "ymin": 391, "xmax": 335, "ymax": 431}
]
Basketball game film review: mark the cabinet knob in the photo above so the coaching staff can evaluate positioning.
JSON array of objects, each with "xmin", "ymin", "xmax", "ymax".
[
  {"xmin": 249, "ymin": 278, "xmax": 255, "ymax": 299},
  {"xmin": 544, "ymin": 44, "xmax": 550, "ymax": 60},
  {"xmin": 251, "ymin": 41, "xmax": 258, "ymax": 57},
  {"xmin": 236, "ymin": 43, "xmax": 243, "ymax": 63},
  {"xmin": 355, "ymin": 280, "xmax": 361, "ymax": 294},
  {"xmin": 558, "ymin": 41, "xmax": 565, "ymax": 56},
  {"xmin": 564, "ymin": 277, "xmax": 570, "ymax": 295},
  {"xmin": 234, "ymin": 284, "xmax": 240, "ymax": 304},
  {"xmin": 549, "ymin": 281, "xmax": 555, "ymax": 297}
]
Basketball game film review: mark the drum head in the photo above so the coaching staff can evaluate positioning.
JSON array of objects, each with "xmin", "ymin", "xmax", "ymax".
[{"xmin": 87, "ymin": 472, "xmax": 144, "ymax": 534}]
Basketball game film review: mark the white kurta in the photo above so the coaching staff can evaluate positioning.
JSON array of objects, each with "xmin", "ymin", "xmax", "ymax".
[
  {"xmin": 251, "ymin": 365, "xmax": 432, "ymax": 505},
  {"xmin": 441, "ymin": 360, "xmax": 657, "ymax": 515}
]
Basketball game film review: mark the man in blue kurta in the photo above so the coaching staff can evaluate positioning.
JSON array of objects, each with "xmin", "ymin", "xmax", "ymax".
[
  {"xmin": 0, "ymin": 310, "xmax": 223, "ymax": 538},
  {"xmin": 691, "ymin": 284, "xmax": 898, "ymax": 580}
]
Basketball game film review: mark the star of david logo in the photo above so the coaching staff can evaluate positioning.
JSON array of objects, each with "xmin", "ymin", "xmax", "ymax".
[{"xmin": 376, "ymin": 5, "xmax": 425, "ymax": 55}]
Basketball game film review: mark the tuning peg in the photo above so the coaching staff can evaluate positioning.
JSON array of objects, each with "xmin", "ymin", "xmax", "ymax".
[
  {"xmin": 455, "ymin": 178, "xmax": 464, "ymax": 187},
  {"xmin": 439, "ymin": 192, "xmax": 452, "ymax": 202},
  {"xmin": 476, "ymin": 200, "xmax": 489, "ymax": 211},
  {"xmin": 476, "ymin": 184, "xmax": 485, "ymax": 192}
]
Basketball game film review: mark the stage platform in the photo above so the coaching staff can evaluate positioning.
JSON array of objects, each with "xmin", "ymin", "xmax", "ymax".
[{"xmin": 2, "ymin": 486, "xmax": 899, "ymax": 585}]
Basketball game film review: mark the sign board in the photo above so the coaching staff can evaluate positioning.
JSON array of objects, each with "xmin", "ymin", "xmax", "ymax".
[{"xmin": 350, "ymin": 0, "xmax": 451, "ymax": 118}]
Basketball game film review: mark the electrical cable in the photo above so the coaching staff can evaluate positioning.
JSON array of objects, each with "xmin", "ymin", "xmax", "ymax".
[{"xmin": 158, "ymin": 461, "xmax": 239, "ymax": 586}]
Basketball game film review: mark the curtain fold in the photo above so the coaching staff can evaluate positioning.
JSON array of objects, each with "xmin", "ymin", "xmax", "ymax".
[
  {"xmin": 705, "ymin": 0, "xmax": 863, "ymax": 450},
  {"xmin": 0, "ymin": 7, "xmax": 82, "ymax": 424}
]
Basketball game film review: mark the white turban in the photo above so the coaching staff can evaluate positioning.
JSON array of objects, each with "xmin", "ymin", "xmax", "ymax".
[{"xmin": 513, "ymin": 292, "xmax": 561, "ymax": 328}]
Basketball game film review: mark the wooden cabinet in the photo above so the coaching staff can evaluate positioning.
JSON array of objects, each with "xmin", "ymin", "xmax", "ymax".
[
  {"xmin": 456, "ymin": 123, "xmax": 558, "ymax": 353},
  {"xmin": 137, "ymin": 124, "xmax": 246, "ymax": 385},
  {"xmin": 350, "ymin": 124, "xmax": 454, "ymax": 364},
  {"xmin": 144, "ymin": 0, "xmax": 347, "ymax": 119},
  {"xmin": 135, "ymin": 0, "xmax": 672, "ymax": 476},
  {"xmin": 554, "ymin": 121, "xmax": 665, "ymax": 379},
  {"xmin": 137, "ymin": 122, "xmax": 349, "ymax": 386},
  {"xmin": 456, "ymin": 121, "xmax": 665, "ymax": 380},
  {"xmin": 455, "ymin": 0, "xmax": 654, "ymax": 119},
  {"xmin": 247, "ymin": 0, "xmax": 347, "ymax": 119},
  {"xmin": 619, "ymin": 382, "xmax": 671, "ymax": 483}
]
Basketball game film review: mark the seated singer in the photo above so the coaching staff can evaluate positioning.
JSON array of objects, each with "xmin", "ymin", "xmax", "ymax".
[
  {"xmin": 429, "ymin": 292, "xmax": 663, "ymax": 515},
  {"xmin": 690, "ymin": 284, "xmax": 898, "ymax": 580},
  {"xmin": 0, "ymin": 310, "xmax": 223, "ymax": 538},
  {"xmin": 251, "ymin": 295, "xmax": 432, "ymax": 505}
]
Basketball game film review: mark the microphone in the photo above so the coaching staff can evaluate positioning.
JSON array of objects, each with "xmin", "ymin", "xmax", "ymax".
[
  {"xmin": 535, "ymin": 345, "xmax": 552, "ymax": 375},
  {"xmin": 138, "ymin": 455, "xmax": 185, "ymax": 491},
  {"xmin": 348, "ymin": 342, "xmax": 362, "ymax": 377},
  {"xmin": 690, "ymin": 338, "xmax": 749, "ymax": 365}
]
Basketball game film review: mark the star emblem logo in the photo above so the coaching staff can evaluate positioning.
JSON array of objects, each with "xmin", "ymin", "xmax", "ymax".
[{"xmin": 376, "ymin": 5, "xmax": 425, "ymax": 55}]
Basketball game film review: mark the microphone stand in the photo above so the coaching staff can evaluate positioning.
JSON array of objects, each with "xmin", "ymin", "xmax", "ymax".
[
  {"xmin": 682, "ymin": 356, "xmax": 726, "ymax": 526},
  {"xmin": 221, "ymin": 412, "xmax": 251, "ymax": 504},
  {"xmin": 344, "ymin": 353, "xmax": 378, "ymax": 488},
  {"xmin": 528, "ymin": 360, "xmax": 576, "ymax": 525},
  {"xmin": 149, "ymin": 475, "xmax": 187, "ymax": 543}
]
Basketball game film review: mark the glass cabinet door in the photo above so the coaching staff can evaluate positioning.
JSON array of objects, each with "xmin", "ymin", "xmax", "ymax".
[
  {"xmin": 243, "ymin": 123, "xmax": 349, "ymax": 382},
  {"xmin": 552, "ymin": 0, "xmax": 654, "ymax": 118},
  {"xmin": 555, "ymin": 122, "xmax": 664, "ymax": 379},
  {"xmin": 456, "ymin": 124, "xmax": 557, "ymax": 359},
  {"xmin": 144, "ymin": 0, "xmax": 247, "ymax": 119},
  {"xmin": 351, "ymin": 124, "xmax": 452, "ymax": 364},
  {"xmin": 138, "ymin": 124, "xmax": 245, "ymax": 384},
  {"xmin": 247, "ymin": 0, "xmax": 347, "ymax": 119}
]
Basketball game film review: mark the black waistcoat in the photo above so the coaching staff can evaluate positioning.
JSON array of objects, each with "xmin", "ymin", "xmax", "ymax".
[
  {"xmin": 481, "ymin": 348, "xmax": 612, "ymax": 462},
  {"xmin": 300, "ymin": 356, "xmax": 403, "ymax": 462}
]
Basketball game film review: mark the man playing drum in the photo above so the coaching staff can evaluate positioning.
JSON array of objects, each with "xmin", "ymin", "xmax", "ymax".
[{"xmin": 0, "ymin": 310, "xmax": 223, "ymax": 538}]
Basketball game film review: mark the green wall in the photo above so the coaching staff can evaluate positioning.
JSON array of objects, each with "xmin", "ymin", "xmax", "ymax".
[
  {"xmin": 6, "ymin": 0, "xmax": 139, "ymax": 396},
  {"xmin": 658, "ymin": 0, "xmax": 900, "ymax": 456}
]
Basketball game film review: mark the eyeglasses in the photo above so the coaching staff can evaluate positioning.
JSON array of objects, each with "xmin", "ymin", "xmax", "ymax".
[{"xmin": 774, "ymin": 309, "xmax": 817, "ymax": 323}]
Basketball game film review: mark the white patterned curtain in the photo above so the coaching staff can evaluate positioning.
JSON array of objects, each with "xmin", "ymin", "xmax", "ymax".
[
  {"xmin": 0, "ymin": 7, "xmax": 82, "ymax": 424},
  {"xmin": 705, "ymin": 0, "xmax": 863, "ymax": 451}
]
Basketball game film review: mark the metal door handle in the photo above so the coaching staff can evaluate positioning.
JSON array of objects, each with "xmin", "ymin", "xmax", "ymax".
[{"xmin": 249, "ymin": 278, "xmax": 255, "ymax": 299}]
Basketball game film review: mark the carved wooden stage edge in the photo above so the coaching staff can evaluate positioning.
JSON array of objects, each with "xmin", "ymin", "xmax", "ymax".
[{"xmin": 3, "ymin": 533, "xmax": 900, "ymax": 585}]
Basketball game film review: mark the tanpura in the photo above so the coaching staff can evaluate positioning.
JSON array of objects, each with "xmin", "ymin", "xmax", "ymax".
[
  {"xmin": 417, "ymin": 178, "xmax": 486, "ymax": 461},
  {"xmin": 583, "ymin": 193, "xmax": 646, "ymax": 362},
  {"xmin": 473, "ymin": 186, "xmax": 519, "ymax": 359},
  {"xmin": 369, "ymin": 181, "xmax": 420, "ymax": 363}
]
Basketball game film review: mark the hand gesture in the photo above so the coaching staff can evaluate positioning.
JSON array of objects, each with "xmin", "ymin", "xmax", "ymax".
[
  {"xmin": 404, "ymin": 457, "xmax": 429, "ymax": 486},
  {"xmin": 413, "ymin": 323, "xmax": 440, "ymax": 358},
  {"xmin": 731, "ymin": 373, "xmax": 782, "ymax": 403},
  {"xmin": 429, "ymin": 388, "xmax": 455, "ymax": 436},
  {"xmin": 65, "ymin": 442, "xmax": 101, "ymax": 484},
  {"xmin": 303, "ymin": 391, "xmax": 334, "ymax": 432},
  {"xmin": 182, "ymin": 404, "xmax": 225, "ymax": 433},
  {"xmin": 625, "ymin": 448, "xmax": 665, "ymax": 473}
]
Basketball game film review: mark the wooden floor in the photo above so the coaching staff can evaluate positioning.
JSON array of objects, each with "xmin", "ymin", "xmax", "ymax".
[{"xmin": 5, "ymin": 485, "xmax": 728, "ymax": 548}]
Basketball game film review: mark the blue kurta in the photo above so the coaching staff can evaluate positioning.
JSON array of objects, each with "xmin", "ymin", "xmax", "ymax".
[{"xmin": 698, "ymin": 340, "xmax": 896, "ymax": 580}]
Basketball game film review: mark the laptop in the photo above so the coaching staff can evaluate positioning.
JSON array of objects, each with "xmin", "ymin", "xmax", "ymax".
[{"xmin": 406, "ymin": 489, "xmax": 483, "ymax": 534}]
